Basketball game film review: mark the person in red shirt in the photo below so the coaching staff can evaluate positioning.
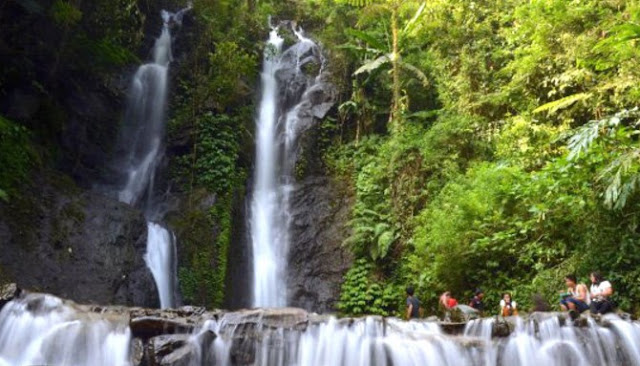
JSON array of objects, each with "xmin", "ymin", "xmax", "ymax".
[{"xmin": 440, "ymin": 291, "xmax": 458, "ymax": 309}]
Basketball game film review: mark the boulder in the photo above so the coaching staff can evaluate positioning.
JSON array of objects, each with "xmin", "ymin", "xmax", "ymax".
[
  {"xmin": 0, "ymin": 181, "xmax": 158, "ymax": 307},
  {"xmin": 219, "ymin": 308, "xmax": 309, "ymax": 332},
  {"xmin": 0, "ymin": 283, "xmax": 21, "ymax": 309},
  {"xmin": 131, "ymin": 317, "xmax": 196, "ymax": 340},
  {"xmin": 146, "ymin": 331, "xmax": 216, "ymax": 366}
]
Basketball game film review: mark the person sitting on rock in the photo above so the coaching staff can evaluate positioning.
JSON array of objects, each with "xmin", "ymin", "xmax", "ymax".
[
  {"xmin": 589, "ymin": 271, "xmax": 614, "ymax": 315},
  {"xmin": 559, "ymin": 274, "xmax": 590, "ymax": 317},
  {"xmin": 500, "ymin": 292, "xmax": 518, "ymax": 316},
  {"xmin": 440, "ymin": 291, "xmax": 458, "ymax": 309},
  {"xmin": 405, "ymin": 286, "xmax": 421, "ymax": 320},
  {"xmin": 468, "ymin": 288, "xmax": 485, "ymax": 313}
]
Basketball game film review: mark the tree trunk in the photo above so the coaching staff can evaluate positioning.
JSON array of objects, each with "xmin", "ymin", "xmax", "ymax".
[{"xmin": 390, "ymin": 4, "xmax": 401, "ymax": 132}]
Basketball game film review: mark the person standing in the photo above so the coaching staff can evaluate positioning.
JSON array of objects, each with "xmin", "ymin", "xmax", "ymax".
[
  {"xmin": 406, "ymin": 286, "xmax": 421, "ymax": 320},
  {"xmin": 469, "ymin": 289, "xmax": 485, "ymax": 312},
  {"xmin": 589, "ymin": 272, "xmax": 614, "ymax": 315}
]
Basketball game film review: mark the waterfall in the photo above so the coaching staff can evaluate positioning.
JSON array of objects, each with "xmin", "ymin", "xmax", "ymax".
[
  {"xmin": 169, "ymin": 312, "xmax": 640, "ymax": 366},
  {"xmin": 115, "ymin": 7, "xmax": 190, "ymax": 309},
  {"xmin": 0, "ymin": 294, "xmax": 132, "ymax": 366},
  {"xmin": 250, "ymin": 24, "xmax": 326, "ymax": 308},
  {"xmin": 145, "ymin": 222, "xmax": 177, "ymax": 310},
  {"xmin": 251, "ymin": 28, "xmax": 286, "ymax": 308},
  {"xmin": 4, "ymin": 293, "xmax": 640, "ymax": 365}
]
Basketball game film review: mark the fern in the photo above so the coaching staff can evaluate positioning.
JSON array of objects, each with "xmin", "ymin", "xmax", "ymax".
[{"xmin": 533, "ymin": 93, "xmax": 592, "ymax": 115}]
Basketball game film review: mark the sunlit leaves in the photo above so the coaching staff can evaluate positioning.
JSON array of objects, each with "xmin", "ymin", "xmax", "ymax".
[
  {"xmin": 567, "ymin": 108, "xmax": 637, "ymax": 161},
  {"xmin": 353, "ymin": 54, "xmax": 390, "ymax": 75},
  {"xmin": 533, "ymin": 93, "xmax": 593, "ymax": 115}
]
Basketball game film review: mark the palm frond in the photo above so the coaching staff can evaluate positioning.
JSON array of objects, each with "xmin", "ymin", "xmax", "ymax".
[
  {"xmin": 353, "ymin": 54, "xmax": 391, "ymax": 75},
  {"xmin": 398, "ymin": 60, "xmax": 429, "ymax": 87},
  {"xmin": 345, "ymin": 28, "xmax": 387, "ymax": 51},
  {"xmin": 402, "ymin": 1, "xmax": 426, "ymax": 36}
]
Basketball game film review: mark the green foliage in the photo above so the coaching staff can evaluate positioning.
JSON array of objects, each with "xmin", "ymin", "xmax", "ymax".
[
  {"xmin": 0, "ymin": 116, "xmax": 37, "ymax": 200},
  {"xmin": 566, "ymin": 108, "xmax": 640, "ymax": 210},
  {"xmin": 338, "ymin": 259, "xmax": 398, "ymax": 316},
  {"xmin": 172, "ymin": 190, "xmax": 237, "ymax": 308},
  {"xmin": 207, "ymin": 42, "xmax": 258, "ymax": 109},
  {"xmin": 50, "ymin": 0, "xmax": 82, "ymax": 27},
  {"xmin": 190, "ymin": 113, "xmax": 244, "ymax": 194},
  {"xmin": 323, "ymin": 0, "xmax": 640, "ymax": 317}
]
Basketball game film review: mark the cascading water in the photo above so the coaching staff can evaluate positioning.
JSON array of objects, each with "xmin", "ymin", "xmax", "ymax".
[
  {"xmin": 115, "ymin": 6, "xmax": 191, "ymax": 309},
  {"xmin": 4, "ymin": 293, "xmax": 640, "ymax": 365},
  {"xmin": 250, "ymin": 24, "xmax": 327, "ymax": 308},
  {"xmin": 177, "ymin": 311, "xmax": 640, "ymax": 366},
  {"xmin": 145, "ymin": 222, "xmax": 177, "ymax": 309},
  {"xmin": 0, "ymin": 294, "xmax": 131, "ymax": 366}
]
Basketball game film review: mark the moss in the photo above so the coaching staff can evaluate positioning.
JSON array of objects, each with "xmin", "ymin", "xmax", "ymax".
[
  {"xmin": 1, "ymin": 191, "xmax": 41, "ymax": 251},
  {"xmin": 0, "ymin": 265, "xmax": 14, "ymax": 286},
  {"xmin": 301, "ymin": 60, "xmax": 321, "ymax": 77}
]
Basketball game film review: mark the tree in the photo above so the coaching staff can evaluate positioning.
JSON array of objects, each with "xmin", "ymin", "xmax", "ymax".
[{"xmin": 339, "ymin": 0, "xmax": 428, "ymax": 131}]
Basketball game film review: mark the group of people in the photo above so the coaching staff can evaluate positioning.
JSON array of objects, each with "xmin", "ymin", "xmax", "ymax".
[
  {"xmin": 405, "ymin": 271, "xmax": 615, "ymax": 320},
  {"xmin": 464, "ymin": 290, "xmax": 518, "ymax": 317},
  {"xmin": 559, "ymin": 271, "xmax": 614, "ymax": 318}
]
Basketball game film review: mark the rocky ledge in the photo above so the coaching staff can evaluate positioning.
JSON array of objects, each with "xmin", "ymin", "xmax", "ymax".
[{"xmin": 0, "ymin": 284, "xmax": 633, "ymax": 366}]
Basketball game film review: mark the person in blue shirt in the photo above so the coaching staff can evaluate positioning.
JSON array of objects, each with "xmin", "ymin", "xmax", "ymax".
[
  {"xmin": 469, "ymin": 289, "xmax": 485, "ymax": 313},
  {"xmin": 406, "ymin": 286, "xmax": 421, "ymax": 319}
]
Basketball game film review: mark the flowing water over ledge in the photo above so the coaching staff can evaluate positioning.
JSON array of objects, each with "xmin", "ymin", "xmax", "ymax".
[{"xmin": 2, "ymin": 288, "xmax": 640, "ymax": 366}]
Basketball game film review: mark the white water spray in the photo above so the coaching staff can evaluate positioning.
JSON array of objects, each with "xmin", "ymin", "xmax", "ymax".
[
  {"xmin": 0, "ymin": 294, "xmax": 132, "ymax": 366},
  {"xmin": 250, "ymin": 25, "xmax": 327, "ymax": 308},
  {"xmin": 116, "ymin": 7, "xmax": 190, "ymax": 308},
  {"xmin": 250, "ymin": 28, "xmax": 286, "ymax": 307},
  {"xmin": 145, "ymin": 222, "xmax": 177, "ymax": 309},
  {"xmin": 172, "ymin": 312, "xmax": 640, "ymax": 366}
]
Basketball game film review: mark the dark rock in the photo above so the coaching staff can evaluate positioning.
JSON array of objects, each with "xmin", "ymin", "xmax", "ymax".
[
  {"xmin": 454, "ymin": 305, "xmax": 481, "ymax": 322},
  {"xmin": 131, "ymin": 317, "xmax": 196, "ymax": 340},
  {"xmin": 0, "ymin": 180, "xmax": 158, "ymax": 307},
  {"xmin": 439, "ymin": 322, "xmax": 467, "ymax": 335},
  {"xmin": 230, "ymin": 337, "xmax": 256, "ymax": 365},
  {"xmin": 287, "ymin": 176, "xmax": 353, "ymax": 313},
  {"xmin": 222, "ymin": 186, "xmax": 252, "ymax": 310},
  {"xmin": 132, "ymin": 337, "xmax": 145, "ymax": 366},
  {"xmin": 274, "ymin": 33, "xmax": 345, "ymax": 314},
  {"xmin": 147, "ymin": 331, "xmax": 216, "ymax": 366},
  {"xmin": 531, "ymin": 293, "xmax": 552, "ymax": 312},
  {"xmin": 493, "ymin": 319, "xmax": 512, "ymax": 337},
  {"xmin": 220, "ymin": 308, "xmax": 309, "ymax": 330}
]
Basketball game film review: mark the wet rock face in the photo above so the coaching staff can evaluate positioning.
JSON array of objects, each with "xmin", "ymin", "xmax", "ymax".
[
  {"xmin": 287, "ymin": 176, "xmax": 353, "ymax": 313},
  {"xmin": 0, "ymin": 184, "xmax": 158, "ymax": 307},
  {"xmin": 264, "ymin": 26, "xmax": 349, "ymax": 313}
]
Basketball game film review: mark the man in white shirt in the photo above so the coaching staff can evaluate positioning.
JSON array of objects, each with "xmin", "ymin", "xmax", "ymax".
[{"xmin": 589, "ymin": 271, "xmax": 614, "ymax": 315}]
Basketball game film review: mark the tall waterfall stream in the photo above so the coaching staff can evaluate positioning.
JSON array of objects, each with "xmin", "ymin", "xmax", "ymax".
[
  {"xmin": 115, "ymin": 6, "xmax": 191, "ymax": 309},
  {"xmin": 250, "ymin": 24, "xmax": 327, "ymax": 308}
]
